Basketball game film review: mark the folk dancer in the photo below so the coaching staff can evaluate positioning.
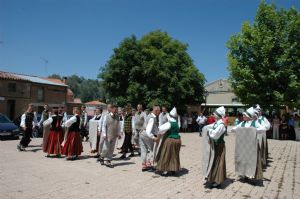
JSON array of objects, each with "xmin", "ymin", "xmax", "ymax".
[
  {"xmin": 133, "ymin": 104, "xmax": 147, "ymax": 155},
  {"xmin": 120, "ymin": 105, "xmax": 135, "ymax": 159},
  {"xmin": 99, "ymin": 105, "xmax": 122, "ymax": 168},
  {"xmin": 62, "ymin": 107, "xmax": 83, "ymax": 160},
  {"xmin": 155, "ymin": 107, "xmax": 181, "ymax": 177},
  {"xmin": 80, "ymin": 105, "xmax": 88, "ymax": 141},
  {"xmin": 17, "ymin": 104, "xmax": 38, "ymax": 151},
  {"xmin": 140, "ymin": 106, "xmax": 160, "ymax": 172},
  {"xmin": 39, "ymin": 104, "xmax": 51, "ymax": 151},
  {"xmin": 203, "ymin": 106, "xmax": 226, "ymax": 188},
  {"xmin": 233, "ymin": 107, "xmax": 266, "ymax": 182},
  {"xmin": 43, "ymin": 107, "xmax": 63, "ymax": 157},
  {"xmin": 89, "ymin": 107, "xmax": 103, "ymax": 155}
]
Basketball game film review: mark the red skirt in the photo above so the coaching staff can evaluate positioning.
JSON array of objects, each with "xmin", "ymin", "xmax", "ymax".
[
  {"xmin": 62, "ymin": 131, "xmax": 83, "ymax": 156},
  {"xmin": 45, "ymin": 130, "xmax": 63, "ymax": 154}
]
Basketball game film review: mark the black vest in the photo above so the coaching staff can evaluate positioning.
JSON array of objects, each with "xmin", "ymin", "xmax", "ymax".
[
  {"xmin": 69, "ymin": 115, "xmax": 80, "ymax": 132},
  {"xmin": 94, "ymin": 115, "xmax": 101, "ymax": 121},
  {"xmin": 50, "ymin": 115, "xmax": 63, "ymax": 131},
  {"xmin": 25, "ymin": 112, "xmax": 34, "ymax": 129}
]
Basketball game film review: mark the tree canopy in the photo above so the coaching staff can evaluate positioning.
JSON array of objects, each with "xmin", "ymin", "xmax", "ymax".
[
  {"xmin": 227, "ymin": 1, "xmax": 300, "ymax": 109},
  {"xmin": 99, "ymin": 30, "xmax": 205, "ymax": 111},
  {"xmin": 48, "ymin": 74, "xmax": 104, "ymax": 103}
]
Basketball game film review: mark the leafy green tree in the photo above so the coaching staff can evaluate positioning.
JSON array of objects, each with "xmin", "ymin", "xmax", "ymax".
[
  {"xmin": 48, "ymin": 74, "xmax": 104, "ymax": 103},
  {"xmin": 227, "ymin": 1, "xmax": 300, "ymax": 109},
  {"xmin": 99, "ymin": 30, "xmax": 205, "ymax": 112}
]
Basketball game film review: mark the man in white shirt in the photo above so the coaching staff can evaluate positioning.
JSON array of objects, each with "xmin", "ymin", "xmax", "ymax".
[
  {"xmin": 139, "ymin": 106, "xmax": 161, "ymax": 172},
  {"xmin": 97, "ymin": 104, "xmax": 112, "ymax": 162},
  {"xmin": 99, "ymin": 105, "xmax": 122, "ymax": 168},
  {"xmin": 89, "ymin": 107, "xmax": 103, "ymax": 154},
  {"xmin": 17, "ymin": 104, "xmax": 38, "ymax": 151},
  {"xmin": 196, "ymin": 112, "xmax": 207, "ymax": 136},
  {"xmin": 133, "ymin": 104, "xmax": 147, "ymax": 154}
]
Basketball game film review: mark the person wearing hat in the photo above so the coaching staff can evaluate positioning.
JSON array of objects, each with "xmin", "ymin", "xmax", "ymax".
[
  {"xmin": 233, "ymin": 106, "xmax": 266, "ymax": 181},
  {"xmin": 155, "ymin": 107, "xmax": 181, "ymax": 177},
  {"xmin": 204, "ymin": 106, "xmax": 226, "ymax": 188},
  {"xmin": 255, "ymin": 105, "xmax": 271, "ymax": 130},
  {"xmin": 43, "ymin": 107, "xmax": 63, "ymax": 157}
]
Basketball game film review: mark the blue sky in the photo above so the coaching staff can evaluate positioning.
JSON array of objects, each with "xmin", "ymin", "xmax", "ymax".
[{"xmin": 0, "ymin": 0, "xmax": 299, "ymax": 83}]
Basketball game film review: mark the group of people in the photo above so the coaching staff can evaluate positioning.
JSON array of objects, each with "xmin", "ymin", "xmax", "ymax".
[
  {"xmin": 202, "ymin": 104, "xmax": 271, "ymax": 189},
  {"xmin": 16, "ymin": 102, "xmax": 280, "ymax": 188},
  {"xmin": 17, "ymin": 103, "xmax": 182, "ymax": 177},
  {"xmin": 235, "ymin": 110, "xmax": 299, "ymax": 141}
]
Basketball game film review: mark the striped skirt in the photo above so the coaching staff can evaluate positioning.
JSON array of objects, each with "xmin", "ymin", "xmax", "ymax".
[{"xmin": 156, "ymin": 138, "xmax": 181, "ymax": 172}]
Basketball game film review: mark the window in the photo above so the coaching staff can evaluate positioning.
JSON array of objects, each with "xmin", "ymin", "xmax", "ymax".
[
  {"xmin": 37, "ymin": 88, "xmax": 44, "ymax": 102},
  {"xmin": 8, "ymin": 83, "xmax": 16, "ymax": 92}
]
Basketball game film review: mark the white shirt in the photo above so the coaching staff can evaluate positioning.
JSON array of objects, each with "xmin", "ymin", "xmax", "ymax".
[
  {"xmin": 159, "ymin": 112, "xmax": 169, "ymax": 127},
  {"xmin": 120, "ymin": 113, "xmax": 135, "ymax": 133},
  {"xmin": 146, "ymin": 113, "xmax": 157, "ymax": 139},
  {"xmin": 65, "ymin": 114, "xmax": 79, "ymax": 128},
  {"xmin": 232, "ymin": 119, "xmax": 267, "ymax": 132},
  {"xmin": 158, "ymin": 117, "xmax": 177, "ymax": 135},
  {"xmin": 196, "ymin": 115, "xmax": 207, "ymax": 125},
  {"xmin": 206, "ymin": 119, "xmax": 225, "ymax": 140},
  {"xmin": 20, "ymin": 112, "xmax": 38, "ymax": 128},
  {"xmin": 258, "ymin": 116, "xmax": 271, "ymax": 130},
  {"xmin": 101, "ymin": 113, "xmax": 122, "ymax": 137}
]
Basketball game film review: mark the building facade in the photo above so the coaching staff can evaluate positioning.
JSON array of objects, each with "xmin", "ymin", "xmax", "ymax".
[{"xmin": 0, "ymin": 71, "xmax": 70, "ymax": 120}]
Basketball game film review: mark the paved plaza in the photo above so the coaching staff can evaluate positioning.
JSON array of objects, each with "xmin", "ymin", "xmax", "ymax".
[{"xmin": 0, "ymin": 132, "xmax": 299, "ymax": 199}]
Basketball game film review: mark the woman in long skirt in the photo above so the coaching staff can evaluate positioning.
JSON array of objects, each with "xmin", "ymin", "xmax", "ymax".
[
  {"xmin": 43, "ymin": 108, "xmax": 64, "ymax": 157},
  {"xmin": 62, "ymin": 107, "xmax": 83, "ymax": 160},
  {"xmin": 156, "ymin": 107, "xmax": 181, "ymax": 177}
]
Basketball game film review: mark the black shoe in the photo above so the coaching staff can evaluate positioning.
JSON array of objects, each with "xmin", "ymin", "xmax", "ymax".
[
  {"xmin": 160, "ymin": 171, "xmax": 169, "ymax": 177},
  {"xmin": 142, "ymin": 167, "xmax": 148, "ymax": 172},
  {"xmin": 106, "ymin": 161, "xmax": 114, "ymax": 168},
  {"xmin": 99, "ymin": 158, "xmax": 105, "ymax": 165},
  {"xmin": 128, "ymin": 153, "xmax": 135, "ymax": 157},
  {"xmin": 120, "ymin": 154, "xmax": 126, "ymax": 159},
  {"xmin": 56, "ymin": 154, "xmax": 61, "ymax": 158},
  {"xmin": 17, "ymin": 144, "xmax": 23, "ymax": 151},
  {"xmin": 45, "ymin": 154, "xmax": 51, "ymax": 158},
  {"xmin": 147, "ymin": 166, "xmax": 156, "ymax": 172}
]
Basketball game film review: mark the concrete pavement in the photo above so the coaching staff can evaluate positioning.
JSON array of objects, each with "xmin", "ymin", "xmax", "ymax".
[{"xmin": 0, "ymin": 132, "xmax": 299, "ymax": 199}]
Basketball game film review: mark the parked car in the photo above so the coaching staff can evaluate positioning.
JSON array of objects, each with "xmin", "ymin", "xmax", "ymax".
[{"xmin": 0, "ymin": 113, "xmax": 20, "ymax": 139}]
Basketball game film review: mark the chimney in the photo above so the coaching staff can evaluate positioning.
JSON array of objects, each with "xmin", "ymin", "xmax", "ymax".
[{"xmin": 63, "ymin": 76, "xmax": 67, "ymax": 85}]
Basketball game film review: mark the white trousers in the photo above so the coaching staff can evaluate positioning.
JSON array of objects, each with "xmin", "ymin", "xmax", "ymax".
[
  {"xmin": 139, "ymin": 132, "xmax": 154, "ymax": 164},
  {"xmin": 101, "ymin": 138, "xmax": 117, "ymax": 161}
]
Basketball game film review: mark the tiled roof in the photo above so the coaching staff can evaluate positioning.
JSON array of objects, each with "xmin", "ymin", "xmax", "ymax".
[
  {"xmin": 0, "ymin": 71, "xmax": 29, "ymax": 81},
  {"xmin": 0, "ymin": 71, "xmax": 67, "ymax": 87}
]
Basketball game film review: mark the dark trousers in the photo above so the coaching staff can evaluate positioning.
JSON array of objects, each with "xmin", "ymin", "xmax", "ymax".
[
  {"xmin": 123, "ymin": 132, "xmax": 133, "ymax": 153},
  {"xmin": 80, "ymin": 126, "xmax": 88, "ymax": 139},
  {"xmin": 20, "ymin": 128, "xmax": 32, "ymax": 148},
  {"xmin": 199, "ymin": 124, "xmax": 205, "ymax": 136}
]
